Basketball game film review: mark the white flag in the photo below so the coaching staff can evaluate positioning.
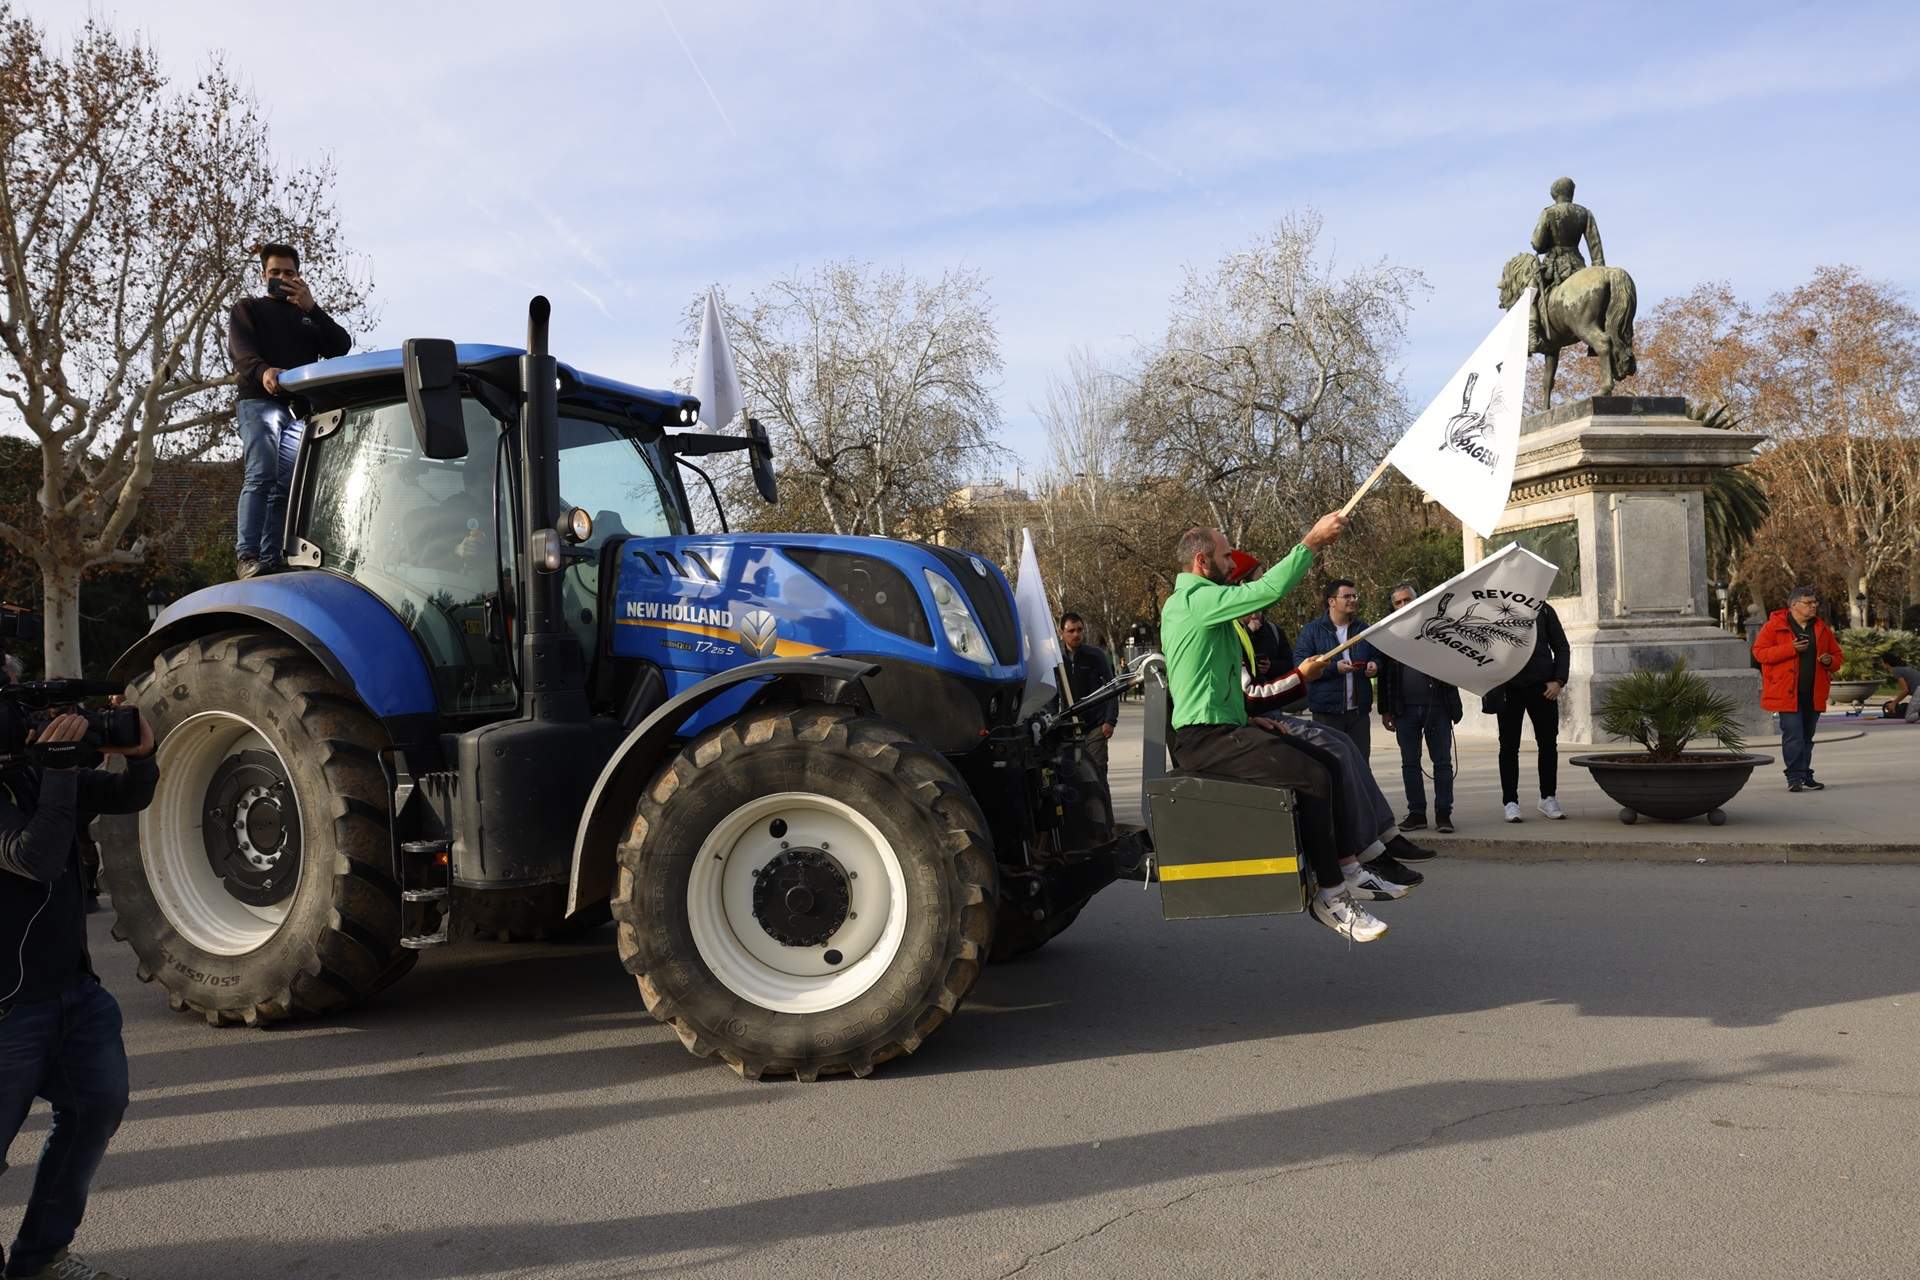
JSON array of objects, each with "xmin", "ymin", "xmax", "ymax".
[
  {"xmin": 1013, "ymin": 528, "xmax": 1064, "ymax": 719},
  {"xmin": 691, "ymin": 289, "xmax": 744, "ymax": 431},
  {"xmin": 1353, "ymin": 542, "xmax": 1559, "ymax": 696},
  {"xmin": 1385, "ymin": 290, "xmax": 1533, "ymax": 539}
]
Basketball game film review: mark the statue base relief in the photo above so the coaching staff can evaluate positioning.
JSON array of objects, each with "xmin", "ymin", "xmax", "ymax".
[{"xmin": 1451, "ymin": 397, "xmax": 1771, "ymax": 747}]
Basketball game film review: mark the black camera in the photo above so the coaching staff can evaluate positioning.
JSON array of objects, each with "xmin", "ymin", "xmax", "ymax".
[{"xmin": 1, "ymin": 606, "xmax": 137, "ymax": 767}]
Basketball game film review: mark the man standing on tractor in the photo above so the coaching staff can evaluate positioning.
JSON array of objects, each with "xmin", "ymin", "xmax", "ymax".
[
  {"xmin": 227, "ymin": 242, "xmax": 352, "ymax": 580},
  {"xmin": 1160, "ymin": 519, "xmax": 1432, "ymax": 943}
]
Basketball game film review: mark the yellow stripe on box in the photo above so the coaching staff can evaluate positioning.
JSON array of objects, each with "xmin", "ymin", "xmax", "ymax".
[{"xmin": 1158, "ymin": 856, "xmax": 1300, "ymax": 882}]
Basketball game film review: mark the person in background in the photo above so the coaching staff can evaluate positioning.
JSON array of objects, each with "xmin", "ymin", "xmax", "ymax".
[
  {"xmin": 1295, "ymin": 580, "xmax": 1377, "ymax": 761},
  {"xmin": 1377, "ymin": 581, "xmax": 1463, "ymax": 833},
  {"xmin": 227, "ymin": 242, "xmax": 352, "ymax": 580},
  {"xmin": 1057, "ymin": 612, "xmax": 1118, "ymax": 784},
  {"xmin": 1752, "ymin": 587, "xmax": 1844, "ymax": 789},
  {"xmin": 1881, "ymin": 652, "xmax": 1919, "ymax": 723},
  {"xmin": 1485, "ymin": 599, "xmax": 1571, "ymax": 822}
]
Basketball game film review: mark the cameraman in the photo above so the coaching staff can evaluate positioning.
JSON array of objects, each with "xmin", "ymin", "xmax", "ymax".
[
  {"xmin": 1, "ymin": 698, "xmax": 155, "ymax": 1280},
  {"xmin": 227, "ymin": 241, "xmax": 351, "ymax": 580}
]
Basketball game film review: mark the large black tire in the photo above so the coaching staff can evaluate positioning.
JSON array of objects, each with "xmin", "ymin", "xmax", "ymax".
[
  {"xmin": 102, "ymin": 631, "xmax": 415, "ymax": 1026},
  {"xmin": 611, "ymin": 704, "xmax": 996, "ymax": 1081}
]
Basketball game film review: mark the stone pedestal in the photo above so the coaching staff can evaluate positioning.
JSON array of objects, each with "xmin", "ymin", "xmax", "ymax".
[{"xmin": 1455, "ymin": 396, "xmax": 1769, "ymax": 746}]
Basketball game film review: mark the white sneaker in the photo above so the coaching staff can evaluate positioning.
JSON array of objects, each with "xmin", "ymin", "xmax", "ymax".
[
  {"xmin": 1345, "ymin": 865, "xmax": 1409, "ymax": 901},
  {"xmin": 1538, "ymin": 796, "xmax": 1566, "ymax": 820},
  {"xmin": 1311, "ymin": 890, "xmax": 1388, "ymax": 942},
  {"xmin": 1503, "ymin": 802, "xmax": 1523, "ymax": 823}
]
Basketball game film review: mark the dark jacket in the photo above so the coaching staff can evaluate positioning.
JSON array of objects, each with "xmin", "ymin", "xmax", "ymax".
[
  {"xmin": 1242, "ymin": 617, "xmax": 1305, "ymax": 713},
  {"xmin": 1378, "ymin": 654, "xmax": 1463, "ymax": 723},
  {"xmin": 1294, "ymin": 614, "xmax": 1378, "ymax": 715},
  {"xmin": 1060, "ymin": 643, "xmax": 1119, "ymax": 729},
  {"xmin": 1481, "ymin": 601, "xmax": 1570, "ymax": 714},
  {"xmin": 228, "ymin": 295, "xmax": 352, "ymax": 404},
  {"xmin": 2, "ymin": 755, "xmax": 158, "ymax": 1014}
]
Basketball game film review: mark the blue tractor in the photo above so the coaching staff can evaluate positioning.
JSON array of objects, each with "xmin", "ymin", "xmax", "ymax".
[{"xmin": 102, "ymin": 299, "xmax": 1145, "ymax": 1079}]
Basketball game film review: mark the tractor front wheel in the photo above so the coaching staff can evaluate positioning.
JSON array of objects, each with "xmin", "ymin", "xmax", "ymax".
[{"xmin": 612, "ymin": 704, "xmax": 996, "ymax": 1080}]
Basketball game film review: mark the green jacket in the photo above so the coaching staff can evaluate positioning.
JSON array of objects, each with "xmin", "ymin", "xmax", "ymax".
[{"xmin": 1159, "ymin": 543, "xmax": 1316, "ymax": 730}]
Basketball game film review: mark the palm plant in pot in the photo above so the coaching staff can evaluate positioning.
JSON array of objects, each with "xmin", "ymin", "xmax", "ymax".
[{"xmin": 1570, "ymin": 659, "xmax": 1772, "ymax": 826}]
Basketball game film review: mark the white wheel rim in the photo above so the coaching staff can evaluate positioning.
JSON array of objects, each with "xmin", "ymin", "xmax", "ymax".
[
  {"xmin": 140, "ymin": 711, "xmax": 298, "ymax": 955},
  {"xmin": 687, "ymin": 792, "xmax": 909, "ymax": 1015}
]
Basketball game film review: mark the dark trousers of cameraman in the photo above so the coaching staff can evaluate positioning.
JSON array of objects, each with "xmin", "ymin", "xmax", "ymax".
[{"xmin": 0, "ymin": 978, "xmax": 128, "ymax": 1277}]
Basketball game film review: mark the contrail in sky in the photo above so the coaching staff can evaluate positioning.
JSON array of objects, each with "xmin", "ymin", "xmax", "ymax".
[
  {"xmin": 658, "ymin": 1, "xmax": 740, "ymax": 139},
  {"xmin": 910, "ymin": 13, "xmax": 1191, "ymax": 187}
]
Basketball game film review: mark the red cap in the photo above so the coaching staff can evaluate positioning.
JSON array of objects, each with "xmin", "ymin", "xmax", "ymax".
[{"xmin": 1226, "ymin": 549, "xmax": 1260, "ymax": 584}]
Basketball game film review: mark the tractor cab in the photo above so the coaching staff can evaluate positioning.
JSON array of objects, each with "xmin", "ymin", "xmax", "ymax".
[{"xmin": 279, "ymin": 340, "xmax": 705, "ymax": 725}]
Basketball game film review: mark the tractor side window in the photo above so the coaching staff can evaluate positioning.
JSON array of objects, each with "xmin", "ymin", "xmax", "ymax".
[
  {"xmin": 301, "ymin": 399, "xmax": 518, "ymax": 717},
  {"xmin": 554, "ymin": 416, "xmax": 685, "ymax": 667}
]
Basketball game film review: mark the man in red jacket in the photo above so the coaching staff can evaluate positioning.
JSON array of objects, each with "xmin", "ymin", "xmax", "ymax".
[{"xmin": 1751, "ymin": 586, "xmax": 1845, "ymax": 792}]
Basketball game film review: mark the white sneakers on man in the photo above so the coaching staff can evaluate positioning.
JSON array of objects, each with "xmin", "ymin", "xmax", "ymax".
[
  {"xmin": 1311, "ymin": 890, "xmax": 1389, "ymax": 942},
  {"xmin": 1503, "ymin": 802, "xmax": 1522, "ymax": 823},
  {"xmin": 1345, "ymin": 864, "xmax": 1409, "ymax": 901},
  {"xmin": 1538, "ymin": 797, "xmax": 1566, "ymax": 820}
]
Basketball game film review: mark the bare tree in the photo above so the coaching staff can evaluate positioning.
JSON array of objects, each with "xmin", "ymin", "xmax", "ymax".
[
  {"xmin": 0, "ymin": 7, "xmax": 368, "ymax": 673},
  {"xmin": 709, "ymin": 261, "xmax": 1004, "ymax": 537},
  {"xmin": 1122, "ymin": 212, "xmax": 1424, "ymax": 551}
]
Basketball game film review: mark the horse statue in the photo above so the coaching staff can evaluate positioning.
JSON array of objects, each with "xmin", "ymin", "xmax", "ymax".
[{"xmin": 1499, "ymin": 252, "xmax": 1638, "ymax": 406}]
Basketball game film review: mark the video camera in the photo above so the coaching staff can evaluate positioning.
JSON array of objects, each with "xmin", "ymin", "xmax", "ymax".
[{"xmin": 0, "ymin": 605, "xmax": 139, "ymax": 768}]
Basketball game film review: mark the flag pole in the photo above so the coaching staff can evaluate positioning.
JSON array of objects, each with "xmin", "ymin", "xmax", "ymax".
[{"xmin": 1337, "ymin": 454, "xmax": 1393, "ymax": 519}]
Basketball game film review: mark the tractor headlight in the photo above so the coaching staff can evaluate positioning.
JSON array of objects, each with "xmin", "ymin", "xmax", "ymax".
[
  {"xmin": 562, "ymin": 506, "xmax": 594, "ymax": 544},
  {"xmin": 923, "ymin": 569, "xmax": 992, "ymax": 668}
]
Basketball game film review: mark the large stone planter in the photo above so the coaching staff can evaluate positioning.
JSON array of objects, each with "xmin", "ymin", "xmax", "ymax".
[
  {"xmin": 1825, "ymin": 679, "xmax": 1881, "ymax": 711},
  {"xmin": 1568, "ymin": 751, "xmax": 1772, "ymax": 826}
]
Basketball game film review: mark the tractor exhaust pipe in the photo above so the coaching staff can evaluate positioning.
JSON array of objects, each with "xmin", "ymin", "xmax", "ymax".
[{"xmin": 517, "ymin": 295, "xmax": 588, "ymax": 719}]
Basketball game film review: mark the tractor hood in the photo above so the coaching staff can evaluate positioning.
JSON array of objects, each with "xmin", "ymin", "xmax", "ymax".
[{"xmin": 602, "ymin": 531, "xmax": 1029, "ymax": 738}]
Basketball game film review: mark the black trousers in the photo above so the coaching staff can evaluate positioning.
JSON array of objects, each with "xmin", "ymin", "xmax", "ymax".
[
  {"xmin": 1171, "ymin": 723, "xmax": 1344, "ymax": 889},
  {"xmin": 1496, "ymin": 684, "xmax": 1559, "ymax": 804}
]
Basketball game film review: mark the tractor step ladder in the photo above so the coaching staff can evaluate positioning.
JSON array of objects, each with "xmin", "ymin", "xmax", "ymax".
[
  {"xmin": 385, "ymin": 752, "xmax": 458, "ymax": 950},
  {"xmin": 399, "ymin": 838, "xmax": 453, "ymax": 949}
]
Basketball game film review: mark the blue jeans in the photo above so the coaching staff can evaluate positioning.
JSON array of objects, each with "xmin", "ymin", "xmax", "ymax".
[
  {"xmin": 234, "ymin": 398, "xmax": 300, "ymax": 561},
  {"xmin": 0, "ymin": 978, "xmax": 129, "ymax": 1276},
  {"xmin": 1393, "ymin": 703, "xmax": 1454, "ymax": 816},
  {"xmin": 1779, "ymin": 707, "xmax": 1820, "ymax": 784}
]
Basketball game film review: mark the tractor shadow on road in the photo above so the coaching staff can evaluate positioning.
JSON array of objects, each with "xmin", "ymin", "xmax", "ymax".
[
  {"xmin": 97, "ymin": 1050, "xmax": 1839, "ymax": 1277},
  {"xmin": 917, "ymin": 862, "xmax": 1920, "ymax": 1075}
]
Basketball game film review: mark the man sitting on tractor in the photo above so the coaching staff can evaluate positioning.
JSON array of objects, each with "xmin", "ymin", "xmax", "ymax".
[{"xmin": 1160, "ymin": 520, "xmax": 1432, "ymax": 943}]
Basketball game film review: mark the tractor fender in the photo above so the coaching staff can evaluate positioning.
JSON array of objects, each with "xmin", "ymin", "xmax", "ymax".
[
  {"xmin": 566, "ymin": 656, "xmax": 878, "ymax": 915},
  {"xmin": 109, "ymin": 573, "xmax": 440, "ymax": 746}
]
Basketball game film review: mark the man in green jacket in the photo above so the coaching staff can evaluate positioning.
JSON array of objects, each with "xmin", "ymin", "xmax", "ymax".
[{"xmin": 1162, "ymin": 518, "xmax": 1427, "ymax": 943}]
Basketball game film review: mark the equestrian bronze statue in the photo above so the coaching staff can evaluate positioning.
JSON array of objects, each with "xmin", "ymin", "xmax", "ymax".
[{"xmin": 1500, "ymin": 177, "xmax": 1637, "ymax": 406}]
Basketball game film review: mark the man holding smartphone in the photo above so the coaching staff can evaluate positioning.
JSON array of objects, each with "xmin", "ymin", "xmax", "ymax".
[
  {"xmin": 226, "ymin": 243, "xmax": 352, "ymax": 580},
  {"xmin": 2, "ymin": 668, "xmax": 157, "ymax": 1280}
]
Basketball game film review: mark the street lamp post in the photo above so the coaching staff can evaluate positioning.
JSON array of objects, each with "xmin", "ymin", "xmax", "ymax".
[
  {"xmin": 1709, "ymin": 579, "xmax": 1730, "ymax": 632},
  {"xmin": 145, "ymin": 585, "xmax": 169, "ymax": 625}
]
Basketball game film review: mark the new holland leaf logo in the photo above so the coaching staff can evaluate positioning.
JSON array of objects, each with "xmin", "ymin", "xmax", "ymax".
[
  {"xmin": 1417, "ymin": 590, "xmax": 1538, "ymax": 668},
  {"xmin": 737, "ymin": 609, "xmax": 779, "ymax": 659}
]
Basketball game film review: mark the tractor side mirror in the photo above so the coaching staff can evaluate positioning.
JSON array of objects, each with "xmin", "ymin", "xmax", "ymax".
[
  {"xmin": 403, "ymin": 338, "xmax": 469, "ymax": 460},
  {"xmin": 747, "ymin": 416, "xmax": 778, "ymax": 504}
]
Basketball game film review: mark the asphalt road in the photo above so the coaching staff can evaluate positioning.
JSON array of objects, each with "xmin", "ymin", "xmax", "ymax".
[{"xmin": 5, "ymin": 860, "xmax": 1915, "ymax": 1280}]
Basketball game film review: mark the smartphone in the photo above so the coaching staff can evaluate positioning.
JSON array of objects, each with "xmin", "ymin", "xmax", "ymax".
[{"xmin": 266, "ymin": 278, "xmax": 289, "ymax": 299}]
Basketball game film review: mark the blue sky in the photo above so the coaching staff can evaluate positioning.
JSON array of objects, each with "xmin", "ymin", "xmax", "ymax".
[{"xmin": 31, "ymin": 0, "xmax": 1920, "ymax": 475}]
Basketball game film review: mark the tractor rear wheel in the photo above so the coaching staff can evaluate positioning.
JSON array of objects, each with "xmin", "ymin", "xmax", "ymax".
[
  {"xmin": 611, "ymin": 703, "xmax": 996, "ymax": 1080},
  {"xmin": 101, "ymin": 631, "xmax": 414, "ymax": 1025}
]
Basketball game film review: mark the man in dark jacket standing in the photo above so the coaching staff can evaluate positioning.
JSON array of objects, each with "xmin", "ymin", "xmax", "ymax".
[
  {"xmin": 1295, "ymin": 579, "xmax": 1378, "ymax": 761},
  {"xmin": 227, "ymin": 243, "xmax": 352, "ymax": 579},
  {"xmin": 1752, "ymin": 587, "xmax": 1845, "ymax": 790},
  {"xmin": 1057, "ymin": 613, "xmax": 1118, "ymax": 783},
  {"xmin": 2, "ymin": 692, "xmax": 157, "ymax": 1280},
  {"xmin": 1377, "ymin": 581, "xmax": 1464, "ymax": 833},
  {"xmin": 1486, "ymin": 599, "xmax": 1570, "ymax": 822}
]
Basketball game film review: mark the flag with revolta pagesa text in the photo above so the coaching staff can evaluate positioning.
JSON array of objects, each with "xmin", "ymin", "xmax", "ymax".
[{"xmin": 1351, "ymin": 543, "xmax": 1559, "ymax": 697}]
